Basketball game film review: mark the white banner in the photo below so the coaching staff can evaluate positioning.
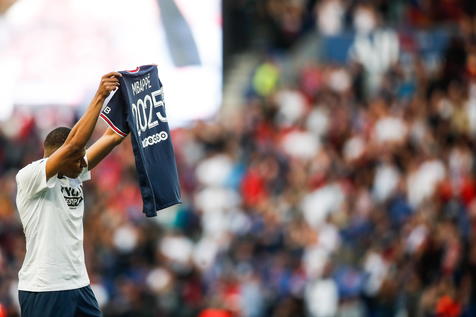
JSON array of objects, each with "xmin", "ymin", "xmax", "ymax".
[{"xmin": 0, "ymin": 0, "xmax": 222, "ymax": 125}]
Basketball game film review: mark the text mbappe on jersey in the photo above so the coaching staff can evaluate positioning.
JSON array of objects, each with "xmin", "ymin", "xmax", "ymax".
[{"xmin": 131, "ymin": 73, "xmax": 152, "ymax": 96}]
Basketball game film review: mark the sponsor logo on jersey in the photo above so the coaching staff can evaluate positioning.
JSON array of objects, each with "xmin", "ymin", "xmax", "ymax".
[
  {"xmin": 61, "ymin": 185, "xmax": 84, "ymax": 209},
  {"xmin": 142, "ymin": 131, "xmax": 168, "ymax": 148}
]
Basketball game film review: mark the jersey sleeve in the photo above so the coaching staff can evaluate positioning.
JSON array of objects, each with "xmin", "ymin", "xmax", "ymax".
[
  {"xmin": 100, "ymin": 86, "xmax": 130, "ymax": 138},
  {"xmin": 79, "ymin": 156, "xmax": 91, "ymax": 182},
  {"xmin": 16, "ymin": 159, "xmax": 58, "ymax": 198}
]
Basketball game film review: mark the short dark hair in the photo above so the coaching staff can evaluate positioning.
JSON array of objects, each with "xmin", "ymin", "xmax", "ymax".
[{"xmin": 44, "ymin": 127, "xmax": 71, "ymax": 151}]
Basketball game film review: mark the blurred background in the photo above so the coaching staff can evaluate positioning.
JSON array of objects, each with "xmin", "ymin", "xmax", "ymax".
[{"xmin": 1, "ymin": 0, "xmax": 476, "ymax": 316}]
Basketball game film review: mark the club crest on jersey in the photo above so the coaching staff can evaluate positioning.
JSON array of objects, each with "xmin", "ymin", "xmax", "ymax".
[{"xmin": 61, "ymin": 185, "xmax": 84, "ymax": 209}]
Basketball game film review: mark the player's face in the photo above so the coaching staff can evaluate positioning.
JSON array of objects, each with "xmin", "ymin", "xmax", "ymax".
[
  {"xmin": 62, "ymin": 157, "xmax": 86, "ymax": 178},
  {"xmin": 60, "ymin": 149, "xmax": 87, "ymax": 178}
]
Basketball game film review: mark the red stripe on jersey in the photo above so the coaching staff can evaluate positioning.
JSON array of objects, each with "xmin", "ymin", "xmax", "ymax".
[{"xmin": 100, "ymin": 113, "xmax": 127, "ymax": 137}]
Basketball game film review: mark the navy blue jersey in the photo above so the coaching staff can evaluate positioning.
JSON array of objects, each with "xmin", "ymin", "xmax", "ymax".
[{"xmin": 100, "ymin": 65, "xmax": 181, "ymax": 217}]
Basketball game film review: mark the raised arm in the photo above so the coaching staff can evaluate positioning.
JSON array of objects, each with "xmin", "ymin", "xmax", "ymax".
[
  {"xmin": 45, "ymin": 72, "xmax": 122, "ymax": 179},
  {"xmin": 86, "ymin": 127, "xmax": 125, "ymax": 170}
]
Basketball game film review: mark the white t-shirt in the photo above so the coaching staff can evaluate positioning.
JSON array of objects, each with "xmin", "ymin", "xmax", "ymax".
[{"xmin": 15, "ymin": 158, "xmax": 91, "ymax": 291}]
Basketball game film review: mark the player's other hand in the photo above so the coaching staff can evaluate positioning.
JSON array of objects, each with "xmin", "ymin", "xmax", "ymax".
[{"xmin": 96, "ymin": 72, "xmax": 122, "ymax": 99}]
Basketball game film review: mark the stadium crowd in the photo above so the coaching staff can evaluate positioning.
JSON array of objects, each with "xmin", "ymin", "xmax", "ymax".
[{"xmin": 2, "ymin": 0, "xmax": 476, "ymax": 316}]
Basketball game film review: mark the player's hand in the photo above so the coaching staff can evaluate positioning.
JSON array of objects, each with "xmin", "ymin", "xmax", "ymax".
[{"xmin": 96, "ymin": 72, "xmax": 122, "ymax": 99}]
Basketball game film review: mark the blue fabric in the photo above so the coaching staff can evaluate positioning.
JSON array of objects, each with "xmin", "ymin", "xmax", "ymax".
[
  {"xmin": 101, "ymin": 65, "xmax": 182, "ymax": 217},
  {"xmin": 18, "ymin": 285, "xmax": 101, "ymax": 317},
  {"xmin": 334, "ymin": 267, "xmax": 365, "ymax": 299},
  {"xmin": 388, "ymin": 195, "xmax": 413, "ymax": 227}
]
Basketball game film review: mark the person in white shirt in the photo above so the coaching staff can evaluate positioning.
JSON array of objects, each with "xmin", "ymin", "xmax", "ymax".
[{"xmin": 15, "ymin": 72, "xmax": 124, "ymax": 317}]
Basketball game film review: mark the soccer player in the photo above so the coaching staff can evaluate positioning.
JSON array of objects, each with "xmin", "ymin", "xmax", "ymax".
[{"xmin": 15, "ymin": 72, "xmax": 124, "ymax": 317}]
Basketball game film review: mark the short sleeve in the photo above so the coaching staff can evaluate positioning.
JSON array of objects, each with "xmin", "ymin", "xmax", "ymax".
[
  {"xmin": 100, "ymin": 85, "xmax": 130, "ymax": 138},
  {"xmin": 79, "ymin": 156, "xmax": 91, "ymax": 182},
  {"xmin": 16, "ymin": 159, "xmax": 58, "ymax": 198}
]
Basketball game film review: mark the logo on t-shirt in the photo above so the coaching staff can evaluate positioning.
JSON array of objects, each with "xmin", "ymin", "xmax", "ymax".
[{"xmin": 61, "ymin": 185, "xmax": 84, "ymax": 209}]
